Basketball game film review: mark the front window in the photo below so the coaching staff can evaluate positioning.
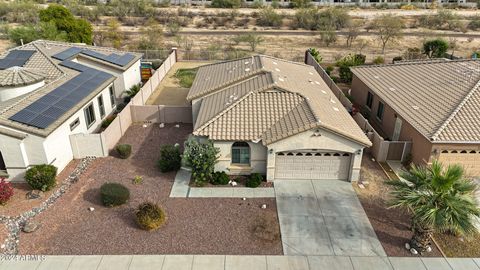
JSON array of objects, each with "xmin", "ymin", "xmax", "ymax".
[
  {"xmin": 84, "ymin": 103, "xmax": 96, "ymax": 128},
  {"xmin": 377, "ymin": 101, "xmax": 384, "ymax": 120},
  {"xmin": 366, "ymin": 92, "xmax": 373, "ymax": 109},
  {"xmin": 232, "ymin": 142, "xmax": 250, "ymax": 165}
]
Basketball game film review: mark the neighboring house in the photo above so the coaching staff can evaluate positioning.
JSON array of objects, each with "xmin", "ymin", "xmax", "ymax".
[
  {"xmin": 187, "ymin": 56, "xmax": 371, "ymax": 182},
  {"xmin": 0, "ymin": 40, "xmax": 142, "ymax": 181},
  {"xmin": 350, "ymin": 59, "xmax": 480, "ymax": 177}
]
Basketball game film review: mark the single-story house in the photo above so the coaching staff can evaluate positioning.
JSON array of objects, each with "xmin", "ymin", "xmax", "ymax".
[
  {"xmin": 0, "ymin": 40, "xmax": 142, "ymax": 181},
  {"xmin": 186, "ymin": 55, "xmax": 371, "ymax": 182},
  {"xmin": 350, "ymin": 59, "xmax": 480, "ymax": 177}
]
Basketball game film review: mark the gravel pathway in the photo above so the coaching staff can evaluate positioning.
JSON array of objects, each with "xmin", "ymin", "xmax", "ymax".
[{"xmin": 18, "ymin": 124, "xmax": 282, "ymax": 255}]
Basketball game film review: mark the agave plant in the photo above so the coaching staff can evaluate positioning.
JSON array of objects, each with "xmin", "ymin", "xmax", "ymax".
[{"xmin": 387, "ymin": 160, "xmax": 480, "ymax": 254}]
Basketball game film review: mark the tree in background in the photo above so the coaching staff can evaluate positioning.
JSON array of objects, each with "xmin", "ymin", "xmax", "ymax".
[
  {"xmin": 109, "ymin": 0, "xmax": 155, "ymax": 19},
  {"xmin": 232, "ymin": 34, "xmax": 264, "ymax": 52},
  {"xmin": 336, "ymin": 53, "xmax": 366, "ymax": 83},
  {"xmin": 371, "ymin": 14, "xmax": 404, "ymax": 54},
  {"xmin": 8, "ymin": 21, "xmax": 68, "ymax": 46},
  {"xmin": 39, "ymin": 4, "xmax": 93, "ymax": 44},
  {"xmin": 387, "ymin": 161, "xmax": 480, "ymax": 254},
  {"xmin": 137, "ymin": 19, "xmax": 164, "ymax": 50},
  {"xmin": 105, "ymin": 19, "xmax": 123, "ymax": 49},
  {"xmin": 423, "ymin": 39, "xmax": 449, "ymax": 59}
]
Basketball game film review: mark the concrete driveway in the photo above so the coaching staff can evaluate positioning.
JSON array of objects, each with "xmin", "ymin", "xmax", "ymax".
[{"xmin": 275, "ymin": 180, "xmax": 386, "ymax": 257}]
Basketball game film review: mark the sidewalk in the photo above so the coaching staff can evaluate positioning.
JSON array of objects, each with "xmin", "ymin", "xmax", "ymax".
[{"xmin": 1, "ymin": 255, "xmax": 479, "ymax": 270}]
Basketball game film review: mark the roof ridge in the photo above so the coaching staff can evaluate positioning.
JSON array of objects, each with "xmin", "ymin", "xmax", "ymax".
[
  {"xmin": 353, "ymin": 59, "xmax": 480, "ymax": 70},
  {"xmin": 31, "ymin": 42, "xmax": 65, "ymax": 78},
  {"xmin": 431, "ymin": 77, "xmax": 480, "ymax": 141},
  {"xmin": 193, "ymin": 90, "xmax": 257, "ymax": 134},
  {"xmin": 188, "ymin": 70, "xmax": 265, "ymax": 100}
]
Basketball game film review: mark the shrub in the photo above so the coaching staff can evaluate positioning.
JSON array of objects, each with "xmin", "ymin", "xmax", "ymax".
[
  {"xmin": 158, "ymin": 145, "xmax": 182, "ymax": 173},
  {"xmin": 325, "ymin": 65, "xmax": 334, "ymax": 75},
  {"xmin": 183, "ymin": 138, "xmax": 220, "ymax": 186},
  {"xmin": 211, "ymin": 171, "xmax": 229, "ymax": 185},
  {"xmin": 468, "ymin": 17, "xmax": 480, "ymax": 31},
  {"xmin": 0, "ymin": 178, "xmax": 13, "ymax": 205},
  {"xmin": 132, "ymin": 175, "xmax": 143, "ymax": 185},
  {"xmin": 336, "ymin": 53, "xmax": 366, "ymax": 83},
  {"xmin": 102, "ymin": 115, "xmax": 116, "ymax": 129},
  {"xmin": 372, "ymin": 56, "xmax": 385, "ymax": 65},
  {"xmin": 210, "ymin": 0, "xmax": 241, "ymax": 8},
  {"xmin": 308, "ymin": 48, "xmax": 322, "ymax": 63},
  {"xmin": 423, "ymin": 39, "xmax": 449, "ymax": 59},
  {"xmin": 246, "ymin": 173, "xmax": 263, "ymax": 188},
  {"xmin": 25, "ymin": 164, "xmax": 57, "ymax": 191},
  {"xmin": 135, "ymin": 202, "xmax": 166, "ymax": 231},
  {"xmin": 116, "ymin": 144, "xmax": 132, "ymax": 159},
  {"xmin": 100, "ymin": 183, "xmax": 130, "ymax": 207},
  {"xmin": 257, "ymin": 7, "xmax": 282, "ymax": 28}
]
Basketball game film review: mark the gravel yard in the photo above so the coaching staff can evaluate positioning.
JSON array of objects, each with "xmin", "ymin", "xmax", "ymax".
[
  {"xmin": 18, "ymin": 123, "xmax": 282, "ymax": 255},
  {"xmin": 0, "ymin": 160, "xmax": 80, "ymax": 218},
  {"xmin": 354, "ymin": 155, "xmax": 442, "ymax": 257}
]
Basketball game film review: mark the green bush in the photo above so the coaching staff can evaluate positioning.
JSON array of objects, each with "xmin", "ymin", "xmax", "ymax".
[
  {"xmin": 25, "ymin": 164, "xmax": 57, "ymax": 191},
  {"xmin": 183, "ymin": 138, "xmax": 220, "ymax": 186},
  {"xmin": 246, "ymin": 173, "xmax": 263, "ymax": 188},
  {"xmin": 100, "ymin": 183, "xmax": 130, "ymax": 207},
  {"xmin": 372, "ymin": 56, "xmax": 385, "ymax": 65},
  {"xmin": 116, "ymin": 144, "xmax": 132, "ymax": 159},
  {"xmin": 136, "ymin": 202, "xmax": 166, "ymax": 231},
  {"xmin": 211, "ymin": 171, "xmax": 229, "ymax": 185},
  {"xmin": 102, "ymin": 115, "xmax": 116, "ymax": 129},
  {"xmin": 257, "ymin": 7, "xmax": 283, "ymax": 28},
  {"xmin": 158, "ymin": 145, "xmax": 182, "ymax": 172},
  {"xmin": 210, "ymin": 0, "xmax": 241, "ymax": 8}
]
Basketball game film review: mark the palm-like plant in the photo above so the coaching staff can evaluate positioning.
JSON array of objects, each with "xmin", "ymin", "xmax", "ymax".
[
  {"xmin": 125, "ymin": 83, "xmax": 141, "ymax": 98},
  {"xmin": 387, "ymin": 160, "xmax": 480, "ymax": 254}
]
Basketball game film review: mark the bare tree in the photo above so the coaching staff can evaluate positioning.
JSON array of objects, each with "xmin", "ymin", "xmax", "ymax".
[
  {"xmin": 371, "ymin": 14, "xmax": 404, "ymax": 54},
  {"xmin": 345, "ymin": 21, "xmax": 360, "ymax": 48}
]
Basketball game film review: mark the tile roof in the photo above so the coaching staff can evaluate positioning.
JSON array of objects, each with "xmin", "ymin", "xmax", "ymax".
[
  {"xmin": 190, "ymin": 55, "xmax": 371, "ymax": 146},
  {"xmin": 0, "ymin": 67, "xmax": 45, "ymax": 87},
  {"xmin": 351, "ymin": 59, "xmax": 480, "ymax": 143},
  {"xmin": 0, "ymin": 40, "xmax": 142, "ymax": 137}
]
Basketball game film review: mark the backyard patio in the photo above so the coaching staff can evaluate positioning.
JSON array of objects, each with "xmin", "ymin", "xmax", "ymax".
[{"xmin": 10, "ymin": 123, "xmax": 281, "ymax": 255}]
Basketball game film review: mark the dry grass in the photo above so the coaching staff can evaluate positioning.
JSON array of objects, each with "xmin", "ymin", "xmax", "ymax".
[
  {"xmin": 434, "ymin": 232, "xmax": 480, "ymax": 257},
  {"xmin": 251, "ymin": 215, "xmax": 281, "ymax": 243}
]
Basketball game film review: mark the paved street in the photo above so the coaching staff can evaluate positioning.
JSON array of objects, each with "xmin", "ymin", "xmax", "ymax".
[
  {"xmin": 2, "ymin": 255, "xmax": 479, "ymax": 270},
  {"xmin": 275, "ymin": 180, "xmax": 386, "ymax": 256}
]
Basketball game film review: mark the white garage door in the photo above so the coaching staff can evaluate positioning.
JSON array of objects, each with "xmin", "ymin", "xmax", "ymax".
[{"xmin": 275, "ymin": 151, "xmax": 351, "ymax": 180}]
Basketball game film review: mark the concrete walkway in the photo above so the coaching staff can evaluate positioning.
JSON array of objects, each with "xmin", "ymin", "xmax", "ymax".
[
  {"xmin": 2, "ymin": 255, "xmax": 480, "ymax": 270},
  {"xmin": 276, "ymin": 180, "xmax": 386, "ymax": 257},
  {"xmin": 169, "ymin": 169, "xmax": 275, "ymax": 198}
]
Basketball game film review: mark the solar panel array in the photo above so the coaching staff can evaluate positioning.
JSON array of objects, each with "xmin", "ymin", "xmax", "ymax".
[
  {"xmin": 9, "ymin": 60, "xmax": 114, "ymax": 129},
  {"xmin": 81, "ymin": 49, "xmax": 136, "ymax": 67},
  {"xmin": 52, "ymin": 47, "xmax": 135, "ymax": 67},
  {"xmin": 51, "ymin": 47, "xmax": 83, "ymax": 61},
  {"xmin": 0, "ymin": 50, "xmax": 36, "ymax": 70}
]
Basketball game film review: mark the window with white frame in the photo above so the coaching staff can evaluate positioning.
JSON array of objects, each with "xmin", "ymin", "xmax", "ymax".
[
  {"xmin": 109, "ymin": 85, "xmax": 116, "ymax": 108},
  {"xmin": 84, "ymin": 103, "xmax": 96, "ymax": 128}
]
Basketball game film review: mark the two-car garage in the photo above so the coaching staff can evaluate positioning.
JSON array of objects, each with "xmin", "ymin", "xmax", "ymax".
[{"xmin": 274, "ymin": 151, "xmax": 352, "ymax": 181}]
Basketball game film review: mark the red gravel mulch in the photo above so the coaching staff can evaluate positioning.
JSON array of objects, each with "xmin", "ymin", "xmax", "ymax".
[
  {"xmin": 0, "ymin": 160, "xmax": 80, "ymax": 217},
  {"xmin": 355, "ymin": 155, "xmax": 442, "ymax": 257},
  {"xmin": 18, "ymin": 124, "xmax": 282, "ymax": 255}
]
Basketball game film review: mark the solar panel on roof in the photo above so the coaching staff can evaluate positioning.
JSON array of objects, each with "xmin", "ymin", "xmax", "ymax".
[
  {"xmin": 51, "ymin": 47, "xmax": 83, "ymax": 61},
  {"xmin": 9, "ymin": 61, "xmax": 114, "ymax": 129},
  {"xmin": 0, "ymin": 50, "xmax": 36, "ymax": 70},
  {"xmin": 81, "ymin": 49, "xmax": 135, "ymax": 67}
]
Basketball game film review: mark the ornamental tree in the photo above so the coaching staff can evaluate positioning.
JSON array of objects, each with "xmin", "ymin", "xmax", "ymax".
[{"xmin": 183, "ymin": 138, "xmax": 219, "ymax": 186}]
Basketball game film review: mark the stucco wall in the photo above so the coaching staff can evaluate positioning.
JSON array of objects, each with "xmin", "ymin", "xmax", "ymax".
[
  {"xmin": 266, "ymin": 128, "xmax": 365, "ymax": 181},
  {"xmin": 351, "ymin": 74, "xmax": 434, "ymax": 165},
  {"xmin": 214, "ymin": 141, "xmax": 268, "ymax": 175},
  {"xmin": 0, "ymin": 80, "xmax": 45, "ymax": 102},
  {"xmin": 191, "ymin": 98, "xmax": 202, "ymax": 127}
]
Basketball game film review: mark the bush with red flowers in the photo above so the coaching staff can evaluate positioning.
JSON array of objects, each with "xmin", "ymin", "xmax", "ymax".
[{"xmin": 0, "ymin": 178, "xmax": 13, "ymax": 205}]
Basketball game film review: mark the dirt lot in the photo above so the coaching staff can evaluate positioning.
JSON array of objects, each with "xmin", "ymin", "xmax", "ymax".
[
  {"xmin": 354, "ymin": 154, "xmax": 442, "ymax": 257},
  {"xmin": 18, "ymin": 124, "xmax": 282, "ymax": 255},
  {"xmin": 146, "ymin": 61, "xmax": 212, "ymax": 106}
]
